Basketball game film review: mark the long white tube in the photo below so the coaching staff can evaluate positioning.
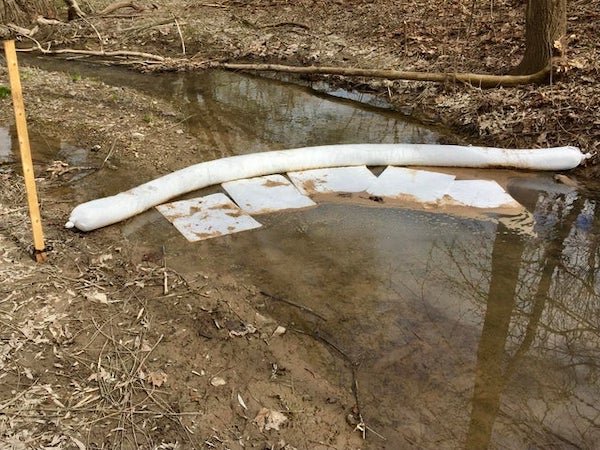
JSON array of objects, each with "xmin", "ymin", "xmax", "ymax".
[{"xmin": 66, "ymin": 144, "xmax": 588, "ymax": 231}]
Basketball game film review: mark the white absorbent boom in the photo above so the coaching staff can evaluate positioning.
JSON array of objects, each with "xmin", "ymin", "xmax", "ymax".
[{"xmin": 66, "ymin": 144, "xmax": 588, "ymax": 231}]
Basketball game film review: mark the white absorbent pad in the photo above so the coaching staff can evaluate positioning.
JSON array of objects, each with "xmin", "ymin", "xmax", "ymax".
[
  {"xmin": 367, "ymin": 167, "xmax": 456, "ymax": 202},
  {"xmin": 222, "ymin": 175, "xmax": 315, "ymax": 214},
  {"xmin": 156, "ymin": 193, "xmax": 262, "ymax": 241},
  {"xmin": 445, "ymin": 180, "xmax": 521, "ymax": 208},
  {"xmin": 287, "ymin": 166, "xmax": 378, "ymax": 195}
]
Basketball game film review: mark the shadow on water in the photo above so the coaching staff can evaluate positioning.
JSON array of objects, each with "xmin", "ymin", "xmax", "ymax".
[
  {"xmin": 7, "ymin": 57, "xmax": 600, "ymax": 448},
  {"xmin": 0, "ymin": 126, "xmax": 65, "ymax": 166}
]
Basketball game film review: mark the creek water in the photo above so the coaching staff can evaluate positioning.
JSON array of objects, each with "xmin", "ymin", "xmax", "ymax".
[{"xmin": 6, "ymin": 59, "xmax": 600, "ymax": 449}]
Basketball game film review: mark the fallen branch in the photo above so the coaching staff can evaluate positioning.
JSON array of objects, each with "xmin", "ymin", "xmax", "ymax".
[
  {"xmin": 217, "ymin": 62, "xmax": 551, "ymax": 88},
  {"xmin": 14, "ymin": 43, "xmax": 551, "ymax": 88},
  {"xmin": 6, "ymin": 23, "xmax": 38, "ymax": 37},
  {"xmin": 120, "ymin": 18, "xmax": 175, "ymax": 34},
  {"xmin": 36, "ymin": 16, "xmax": 66, "ymax": 26},
  {"xmin": 17, "ymin": 46, "xmax": 165, "ymax": 61}
]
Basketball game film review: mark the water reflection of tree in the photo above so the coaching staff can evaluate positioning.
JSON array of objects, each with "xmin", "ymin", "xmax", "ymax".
[
  {"xmin": 441, "ymin": 192, "xmax": 600, "ymax": 448},
  {"xmin": 169, "ymin": 71, "xmax": 439, "ymax": 158}
]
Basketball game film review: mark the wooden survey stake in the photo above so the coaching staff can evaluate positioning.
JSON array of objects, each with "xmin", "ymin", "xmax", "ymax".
[{"xmin": 3, "ymin": 40, "xmax": 46, "ymax": 262}]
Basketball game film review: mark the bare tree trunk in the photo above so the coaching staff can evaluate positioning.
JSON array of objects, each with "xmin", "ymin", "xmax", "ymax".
[
  {"xmin": 0, "ymin": 0, "xmax": 56, "ymax": 26},
  {"xmin": 513, "ymin": 0, "xmax": 567, "ymax": 75}
]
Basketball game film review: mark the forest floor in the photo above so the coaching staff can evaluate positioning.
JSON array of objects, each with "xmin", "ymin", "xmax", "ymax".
[{"xmin": 0, "ymin": 0, "xmax": 599, "ymax": 448}]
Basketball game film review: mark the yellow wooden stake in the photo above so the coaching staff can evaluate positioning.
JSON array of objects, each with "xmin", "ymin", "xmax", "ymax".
[{"xmin": 3, "ymin": 40, "xmax": 47, "ymax": 262}]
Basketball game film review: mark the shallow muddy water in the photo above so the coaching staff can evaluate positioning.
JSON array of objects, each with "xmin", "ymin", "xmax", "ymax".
[
  {"xmin": 136, "ymin": 179, "xmax": 600, "ymax": 449},
  {"xmin": 11, "ymin": 60, "xmax": 600, "ymax": 448},
  {"xmin": 23, "ymin": 56, "xmax": 443, "ymax": 159}
]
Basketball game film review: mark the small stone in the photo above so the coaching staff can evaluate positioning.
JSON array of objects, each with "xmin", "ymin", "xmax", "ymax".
[
  {"xmin": 272, "ymin": 325, "xmax": 286, "ymax": 337},
  {"xmin": 346, "ymin": 413, "xmax": 359, "ymax": 426},
  {"xmin": 210, "ymin": 376, "xmax": 227, "ymax": 387}
]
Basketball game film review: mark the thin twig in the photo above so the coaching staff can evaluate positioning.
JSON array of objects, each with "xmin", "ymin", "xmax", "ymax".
[
  {"xmin": 290, "ymin": 328, "xmax": 384, "ymax": 441},
  {"xmin": 81, "ymin": 17, "xmax": 105, "ymax": 52},
  {"xmin": 260, "ymin": 21, "xmax": 310, "ymax": 30},
  {"xmin": 260, "ymin": 290, "xmax": 327, "ymax": 321},
  {"xmin": 174, "ymin": 18, "xmax": 186, "ymax": 56},
  {"xmin": 101, "ymin": 137, "xmax": 118, "ymax": 168},
  {"xmin": 198, "ymin": 2, "xmax": 228, "ymax": 8},
  {"xmin": 0, "ymin": 381, "xmax": 38, "ymax": 410},
  {"xmin": 162, "ymin": 245, "xmax": 168, "ymax": 295}
]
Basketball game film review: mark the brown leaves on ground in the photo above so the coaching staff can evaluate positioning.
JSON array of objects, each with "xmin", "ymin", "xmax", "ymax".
[{"xmin": 147, "ymin": 370, "xmax": 168, "ymax": 387}]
